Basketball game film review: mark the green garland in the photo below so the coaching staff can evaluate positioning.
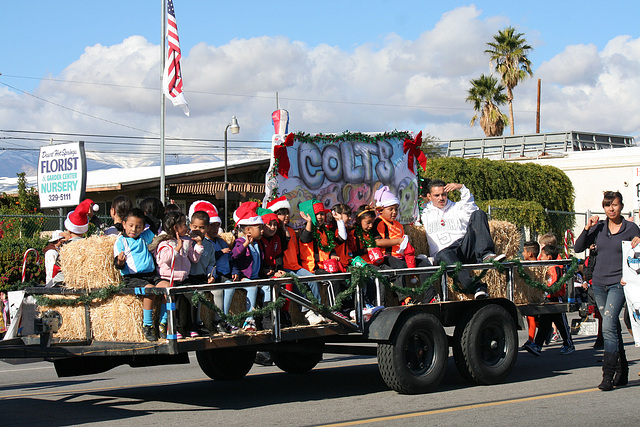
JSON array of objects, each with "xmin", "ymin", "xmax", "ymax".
[
  {"xmin": 512, "ymin": 257, "xmax": 580, "ymax": 295},
  {"xmin": 191, "ymin": 292, "xmax": 286, "ymax": 327},
  {"xmin": 34, "ymin": 283, "xmax": 127, "ymax": 307},
  {"xmin": 294, "ymin": 130, "xmax": 412, "ymax": 145},
  {"xmin": 312, "ymin": 224, "xmax": 336, "ymax": 253},
  {"xmin": 355, "ymin": 225, "xmax": 376, "ymax": 249}
]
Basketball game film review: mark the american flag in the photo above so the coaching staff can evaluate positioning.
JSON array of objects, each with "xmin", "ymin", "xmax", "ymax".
[{"xmin": 163, "ymin": 0, "xmax": 189, "ymax": 116}]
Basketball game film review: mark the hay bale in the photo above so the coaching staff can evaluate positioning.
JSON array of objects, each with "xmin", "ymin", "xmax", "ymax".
[
  {"xmin": 39, "ymin": 294, "xmax": 146, "ymax": 342},
  {"xmin": 405, "ymin": 224, "xmax": 428, "ymax": 256},
  {"xmin": 445, "ymin": 220, "xmax": 545, "ymax": 304},
  {"xmin": 59, "ymin": 235, "xmax": 121, "ymax": 289}
]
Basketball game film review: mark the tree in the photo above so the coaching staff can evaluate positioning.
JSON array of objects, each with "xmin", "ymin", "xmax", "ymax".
[
  {"xmin": 466, "ymin": 74, "xmax": 509, "ymax": 137},
  {"xmin": 485, "ymin": 26, "xmax": 533, "ymax": 135},
  {"xmin": 419, "ymin": 132, "xmax": 446, "ymax": 158}
]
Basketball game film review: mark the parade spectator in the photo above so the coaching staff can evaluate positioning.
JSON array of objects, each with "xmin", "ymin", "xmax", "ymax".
[
  {"xmin": 574, "ymin": 191, "xmax": 640, "ymax": 390},
  {"xmin": 43, "ymin": 230, "xmax": 68, "ymax": 286},
  {"xmin": 522, "ymin": 240, "xmax": 540, "ymax": 348}
]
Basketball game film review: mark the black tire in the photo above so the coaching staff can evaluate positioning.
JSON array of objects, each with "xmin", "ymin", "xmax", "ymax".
[
  {"xmin": 377, "ymin": 313, "xmax": 448, "ymax": 394},
  {"xmin": 196, "ymin": 348, "xmax": 256, "ymax": 380},
  {"xmin": 272, "ymin": 351, "xmax": 322, "ymax": 374},
  {"xmin": 453, "ymin": 304, "xmax": 518, "ymax": 385}
]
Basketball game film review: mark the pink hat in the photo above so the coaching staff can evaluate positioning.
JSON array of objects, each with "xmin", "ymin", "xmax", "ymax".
[
  {"xmin": 65, "ymin": 199, "xmax": 99, "ymax": 235},
  {"xmin": 266, "ymin": 196, "xmax": 291, "ymax": 213},
  {"xmin": 374, "ymin": 186, "xmax": 400, "ymax": 208},
  {"xmin": 233, "ymin": 201, "xmax": 264, "ymax": 226},
  {"xmin": 188, "ymin": 200, "xmax": 221, "ymax": 224}
]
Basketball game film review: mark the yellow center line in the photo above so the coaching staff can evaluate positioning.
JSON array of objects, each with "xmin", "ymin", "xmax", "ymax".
[{"xmin": 318, "ymin": 388, "xmax": 599, "ymax": 427}]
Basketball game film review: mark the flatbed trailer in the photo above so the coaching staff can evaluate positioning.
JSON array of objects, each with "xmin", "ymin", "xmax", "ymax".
[{"xmin": 0, "ymin": 260, "xmax": 575, "ymax": 394}]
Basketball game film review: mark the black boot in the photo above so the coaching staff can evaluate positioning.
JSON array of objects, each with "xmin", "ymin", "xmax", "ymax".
[
  {"xmin": 599, "ymin": 351, "xmax": 617, "ymax": 391},
  {"xmin": 613, "ymin": 349, "xmax": 629, "ymax": 387}
]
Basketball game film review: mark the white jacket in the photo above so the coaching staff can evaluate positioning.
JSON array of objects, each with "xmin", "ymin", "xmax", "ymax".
[{"xmin": 420, "ymin": 185, "xmax": 478, "ymax": 256}]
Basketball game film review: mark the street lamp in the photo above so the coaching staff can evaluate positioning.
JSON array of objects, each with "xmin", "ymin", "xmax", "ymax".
[{"xmin": 224, "ymin": 116, "xmax": 240, "ymax": 231}]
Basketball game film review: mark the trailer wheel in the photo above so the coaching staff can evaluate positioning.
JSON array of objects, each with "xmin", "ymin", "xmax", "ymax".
[
  {"xmin": 272, "ymin": 351, "xmax": 322, "ymax": 374},
  {"xmin": 377, "ymin": 313, "xmax": 448, "ymax": 394},
  {"xmin": 196, "ymin": 348, "xmax": 256, "ymax": 380},
  {"xmin": 453, "ymin": 304, "xmax": 518, "ymax": 385}
]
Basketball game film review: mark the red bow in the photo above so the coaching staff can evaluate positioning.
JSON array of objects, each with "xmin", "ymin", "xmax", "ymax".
[
  {"xmin": 274, "ymin": 133, "xmax": 295, "ymax": 178},
  {"xmin": 403, "ymin": 131, "xmax": 427, "ymax": 174}
]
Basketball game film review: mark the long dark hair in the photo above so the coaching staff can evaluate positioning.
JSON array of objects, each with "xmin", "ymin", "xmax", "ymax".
[
  {"xmin": 162, "ymin": 211, "xmax": 186, "ymax": 239},
  {"xmin": 140, "ymin": 197, "xmax": 164, "ymax": 235}
]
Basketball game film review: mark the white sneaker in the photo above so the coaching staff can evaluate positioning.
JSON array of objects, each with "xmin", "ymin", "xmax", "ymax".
[
  {"xmin": 482, "ymin": 253, "xmax": 506, "ymax": 263},
  {"xmin": 305, "ymin": 311, "xmax": 327, "ymax": 326}
]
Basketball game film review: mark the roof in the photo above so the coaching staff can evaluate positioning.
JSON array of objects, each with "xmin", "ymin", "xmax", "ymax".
[{"xmin": 0, "ymin": 156, "xmax": 271, "ymax": 195}]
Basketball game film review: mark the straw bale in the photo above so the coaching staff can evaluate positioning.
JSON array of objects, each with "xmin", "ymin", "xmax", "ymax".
[
  {"xmin": 405, "ymin": 224, "xmax": 428, "ymax": 256},
  {"xmin": 445, "ymin": 221, "xmax": 545, "ymax": 304},
  {"xmin": 39, "ymin": 295, "xmax": 146, "ymax": 342},
  {"xmin": 59, "ymin": 235, "xmax": 121, "ymax": 289}
]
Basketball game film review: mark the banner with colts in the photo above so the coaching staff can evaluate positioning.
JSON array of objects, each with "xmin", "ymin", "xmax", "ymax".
[{"xmin": 264, "ymin": 130, "xmax": 424, "ymax": 228}]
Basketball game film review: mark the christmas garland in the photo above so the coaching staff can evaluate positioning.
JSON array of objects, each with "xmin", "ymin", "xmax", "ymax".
[
  {"xmin": 313, "ymin": 224, "xmax": 336, "ymax": 253},
  {"xmin": 355, "ymin": 225, "xmax": 377, "ymax": 249},
  {"xmin": 191, "ymin": 292, "xmax": 286, "ymax": 327},
  {"xmin": 294, "ymin": 130, "xmax": 413, "ymax": 145},
  {"xmin": 512, "ymin": 257, "xmax": 580, "ymax": 295}
]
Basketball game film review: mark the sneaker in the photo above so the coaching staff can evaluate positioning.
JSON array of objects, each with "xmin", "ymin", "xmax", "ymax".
[
  {"xmin": 190, "ymin": 331, "xmax": 199, "ymax": 338},
  {"xmin": 523, "ymin": 341, "xmax": 542, "ymax": 356},
  {"xmin": 158, "ymin": 323, "xmax": 167, "ymax": 340},
  {"xmin": 401, "ymin": 296, "xmax": 416, "ymax": 305},
  {"xmin": 142, "ymin": 324, "xmax": 157, "ymax": 342},
  {"xmin": 474, "ymin": 287, "xmax": 489, "ymax": 300},
  {"xmin": 305, "ymin": 311, "xmax": 327, "ymax": 326},
  {"xmin": 176, "ymin": 331, "xmax": 184, "ymax": 340},
  {"xmin": 332, "ymin": 310, "xmax": 350, "ymax": 321},
  {"xmin": 242, "ymin": 319, "xmax": 257, "ymax": 332},
  {"xmin": 559, "ymin": 344, "xmax": 575, "ymax": 355},
  {"xmin": 521, "ymin": 339, "xmax": 532, "ymax": 350},
  {"xmin": 482, "ymin": 253, "xmax": 506, "ymax": 263},
  {"xmin": 254, "ymin": 351, "xmax": 273, "ymax": 366}
]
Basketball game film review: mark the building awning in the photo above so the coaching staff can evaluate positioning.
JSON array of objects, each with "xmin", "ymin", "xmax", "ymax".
[{"xmin": 170, "ymin": 181, "xmax": 265, "ymax": 196}]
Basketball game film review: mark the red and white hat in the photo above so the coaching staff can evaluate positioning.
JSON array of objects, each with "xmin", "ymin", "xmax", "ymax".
[
  {"xmin": 233, "ymin": 201, "xmax": 263, "ymax": 226},
  {"xmin": 188, "ymin": 200, "xmax": 221, "ymax": 224},
  {"xmin": 266, "ymin": 195, "xmax": 291, "ymax": 213},
  {"xmin": 64, "ymin": 199, "xmax": 99, "ymax": 235}
]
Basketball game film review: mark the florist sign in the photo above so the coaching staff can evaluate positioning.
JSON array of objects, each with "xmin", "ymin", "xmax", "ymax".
[{"xmin": 37, "ymin": 142, "xmax": 87, "ymax": 208}]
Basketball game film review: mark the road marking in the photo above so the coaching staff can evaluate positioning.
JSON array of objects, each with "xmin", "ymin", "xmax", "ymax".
[{"xmin": 318, "ymin": 388, "xmax": 599, "ymax": 426}]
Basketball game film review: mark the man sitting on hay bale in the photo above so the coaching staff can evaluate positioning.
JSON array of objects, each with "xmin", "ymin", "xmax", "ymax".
[{"xmin": 421, "ymin": 179, "xmax": 505, "ymax": 299}]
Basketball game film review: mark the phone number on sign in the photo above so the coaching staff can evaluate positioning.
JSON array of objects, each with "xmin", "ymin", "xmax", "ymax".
[{"xmin": 48, "ymin": 193, "xmax": 73, "ymax": 202}]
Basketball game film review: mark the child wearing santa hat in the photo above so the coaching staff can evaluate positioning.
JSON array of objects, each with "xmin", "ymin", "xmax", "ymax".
[
  {"xmin": 269, "ymin": 196, "xmax": 327, "ymax": 326},
  {"xmin": 230, "ymin": 201, "xmax": 281, "ymax": 331},
  {"xmin": 64, "ymin": 199, "xmax": 100, "ymax": 241},
  {"xmin": 372, "ymin": 186, "xmax": 435, "ymax": 305}
]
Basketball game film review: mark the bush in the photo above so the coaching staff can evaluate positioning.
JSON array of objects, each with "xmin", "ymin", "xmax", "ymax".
[
  {"xmin": 422, "ymin": 157, "xmax": 575, "ymax": 237},
  {"xmin": 0, "ymin": 237, "xmax": 47, "ymax": 290}
]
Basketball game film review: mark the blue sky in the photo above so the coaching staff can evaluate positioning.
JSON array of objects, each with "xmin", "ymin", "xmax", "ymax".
[{"xmin": 2, "ymin": 1, "xmax": 640, "ymax": 174}]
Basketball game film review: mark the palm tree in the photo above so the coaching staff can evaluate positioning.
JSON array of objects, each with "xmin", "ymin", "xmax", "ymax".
[
  {"xmin": 466, "ymin": 74, "xmax": 509, "ymax": 137},
  {"xmin": 485, "ymin": 26, "xmax": 533, "ymax": 135}
]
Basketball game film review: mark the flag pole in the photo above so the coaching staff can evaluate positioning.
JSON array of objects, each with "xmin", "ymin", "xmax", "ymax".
[{"xmin": 160, "ymin": 0, "xmax": 167, "ymax": 204}]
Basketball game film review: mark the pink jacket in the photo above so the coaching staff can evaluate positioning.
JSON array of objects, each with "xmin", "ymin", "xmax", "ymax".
[{"xmin": 155, "ymin": 237, "xmax": 204, "ymax": 283}]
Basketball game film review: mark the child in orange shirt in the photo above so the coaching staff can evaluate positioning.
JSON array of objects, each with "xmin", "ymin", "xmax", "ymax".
[{"xmin": 372, "ymin": 186, "xmax": 433, "ymax": 304}]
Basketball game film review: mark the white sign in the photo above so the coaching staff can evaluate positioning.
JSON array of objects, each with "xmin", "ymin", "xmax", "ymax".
[
  {"xmin": 37, "ymin": 142, "xmax": 87, "ymax": 208},
  {"xmin": 634, "ymin": 167, "xmax": 640, "ymax": 210},
  {"xmin": 621, "ymin": 240, "xmax": 640, "ymax": 347}
]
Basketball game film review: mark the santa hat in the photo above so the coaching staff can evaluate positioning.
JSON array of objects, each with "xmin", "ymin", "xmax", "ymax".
[
  {"xmin": 233, "ymin": 201, "xmax": 264, "ymax": 226},
  {"xmin": 266, "ymin": 196, "xmax": 291, "ymax": 213},
  {"xmin": 257, "ymin": 207, "xmax": 279, "ymax": 224},
  {"xmin": 65, "ymin": 199, "xmax": 99, "ymax": 235},
  {"xmin": 188, "ymin": 200, "xmax": 221, "ymax": 224},
  {"xmin": 298, "ymin": 199, "xmax": 325, "ymax": 226},
  {"xmin": 374, "ymin": 186, "xmax": 400, "ymax": 208}
]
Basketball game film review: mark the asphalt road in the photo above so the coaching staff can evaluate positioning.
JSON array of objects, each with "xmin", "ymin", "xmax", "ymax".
[{"xmin": 2, "ymin": 327, "xmax": 640, "ymax": 426}]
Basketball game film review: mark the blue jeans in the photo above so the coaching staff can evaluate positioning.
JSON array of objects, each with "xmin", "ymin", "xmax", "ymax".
[
  {"xmin": 592, "ymin": 284, "xmax": 626, "ymax": 354},
  {"xmin": 285, "ymin": 268, "xmax": 322, "ymax": 311}
]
